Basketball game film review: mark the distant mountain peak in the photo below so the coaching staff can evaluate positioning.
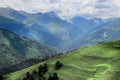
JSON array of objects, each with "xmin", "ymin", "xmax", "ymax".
[
  {"xmin": 72, "ymin": 16, "xmax": 86, "ymax": 20},
  {"xmin": 0, "ymin": 7, "xmax": 15, "ymax": 11},
  {"xmin": 35, "ymin": 12, "xmax": 43, "ymax": 15},
  {"xmin": 44, "ymin": 11, "xmax": 58, "ymax": 18},
  {"xmin": 90, "ymin": 17, "xmax": 104, "ymax": 24}
]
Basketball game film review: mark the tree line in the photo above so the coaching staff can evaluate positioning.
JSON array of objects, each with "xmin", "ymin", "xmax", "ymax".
[
  {"xmin": 0, "ymin": 60, "xmax": 63, "ymax": 80},
  {"xmin": 23, "ymin": 61, "xmax": 63, "ymax": 80}
]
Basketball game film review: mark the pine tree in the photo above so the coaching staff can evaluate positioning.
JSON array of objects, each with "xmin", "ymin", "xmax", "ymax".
[
  {"xmin": 43, "ymin": 63, "xmax": 48, "ymax": 73},
  {"xmin": 38, "ymin": 65, "xmax": 43, "ymax": 73},
  {"xmin": 26, "ymin": 72, "xmax": 30, "ymax": 79},
  {"xmin": 0, "ymin": 75, "xmax": 3, "ymax": 80},
  {"xmin": 48, "ymin": 75, "xmax": 52, "ymax": 80},
  {"xmin": 38, "ymin": 65, "xmax": 44, "ymax": 77},
  {"xmin": 55, "ymin": 61, "xmax": 63, "ymax": 70},
  {"xmin": 32, "ymin": 70, "xmax": 37, "ymax": 75},
  {"xmin": 30, "ymin": 75, "xmax": 34, "ymax": 80},
  {"xmin": 52, "ymin": 73, "xmax": 59, "ymax": 80},
  {"xmin": 23, "ymin": 77, "xmax": 26, "ymax": 80}
]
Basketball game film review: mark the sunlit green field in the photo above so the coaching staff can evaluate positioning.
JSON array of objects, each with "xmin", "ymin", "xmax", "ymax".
[{"xmin": 4, "ymin": 41, "xmax": 120, "ymax": 80}]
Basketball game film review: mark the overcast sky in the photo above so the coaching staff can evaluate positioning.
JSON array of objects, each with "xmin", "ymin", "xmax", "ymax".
[{"xmin": 0, "ymin": 0, "xmax": 120, "ymax": 19}]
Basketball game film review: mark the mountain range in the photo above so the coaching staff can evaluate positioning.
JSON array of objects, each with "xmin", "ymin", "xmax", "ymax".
[
  {"xmin": 0, "ymin": 28, "xmax": 56, "ymax": 70},
  {"xmin": 71, "ymin": 16, "xmax": 104, "ymax": 33},
  {"xmin": 0, "ymin": 7, "xmax": 120, "ymax": 74},
  {"xmin": 0, "ymin": 7, "xmax": 84, "ymax": 52},
  {"xmin": 0, "ymin": 7, "xmax": 119, "ymax": 52},
  {"xmin": 69, "ymin": 18, "xmax": 120, "ymax": 50}
]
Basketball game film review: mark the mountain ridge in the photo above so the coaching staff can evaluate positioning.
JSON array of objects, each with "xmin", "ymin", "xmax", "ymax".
[
  {"xmin": 0, "ymin": 28, "xmax": 57, "ymax": 70},
  {"xmin": 0, "ymin": 7, "xmax": 84, "ymax": 52}
]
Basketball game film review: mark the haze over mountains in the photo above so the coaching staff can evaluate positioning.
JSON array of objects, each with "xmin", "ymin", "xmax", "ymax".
[
  {"xmin": 0, "ymin": 7, "xmax": 119, "ymax": 51},
  {"xmin": 0, "ymin": 7, "xmax": 120, "ymax": 51},
  {"xmin": 0, "ymin": 28, "xmax": 56, "ymax": 69},
  {"xmin": 0, "ymin": 7, "xmax": 84, "ymax": 52},
  {"xmin": 71, "ymin": 16, "xmax": 104, "ymax": 33},
  {"xmin": 0, "ymin": 7, "xmax": 120, "ymax": 73},
  {"xmin": 69, "ymin": 18, "xmax": 120, "ymax": 50}
]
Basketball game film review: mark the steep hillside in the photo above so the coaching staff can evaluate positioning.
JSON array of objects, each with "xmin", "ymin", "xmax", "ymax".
[
  {"xmin": 0, "ymin": 28, "xmax": 56, "ymax": 69},
  {"xmin": 0, "ymin": 44, "xmax": 24, "ymax": 70},
  {"xmin": 4, "ymin": 41, "xmax": 120, "ymax": 80},
  {"xmin": 0, "ymin": 8, "xmax": 119, "ymax": 52},
  {"xmin": 0, "ymin": 15, "xmax": 61, "ymax": 51},
  {"xmin": 0, "ymin": 16, "xmax": 37, "ymax": 40},
  {"xmin": 70, "ymin": 18, "xmax": 120, "ymax": 50},
  {"xmin": 88, "ymin": 18, "xmax": 120, "ymax": 34},
  {"xmin": 71, "ymin": 16, "xmax": 104, "ymax": 33},
  {"xmin": 0, "ymin": 7, "xmax": 84, "ymax": 52},
  {"xmin": 0, "ymin": 7, "xmax": 27, "ymax": 22}
]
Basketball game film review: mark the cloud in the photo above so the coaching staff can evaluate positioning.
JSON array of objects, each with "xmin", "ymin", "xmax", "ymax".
[
  {"xmin": 94, "ymin": 0, "xmax": 120, "ymax": 18},
  {"xmin": 0, "ymin": 0, "xmax": 120, "ymax": 19}
]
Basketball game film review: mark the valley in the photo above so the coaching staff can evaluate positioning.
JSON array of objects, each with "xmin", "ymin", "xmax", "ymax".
[
  {"xmin": 0, "ymin": 28, "xmax": 56, "ymax": 72},
  {"xmin": 0, "ymin": 6, "xmax": 119, "ymax": 80}
]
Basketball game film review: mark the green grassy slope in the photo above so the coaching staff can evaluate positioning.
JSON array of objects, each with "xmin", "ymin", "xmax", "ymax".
[{"xmin": 5, "ymin": 41, "xmax": 120, "ymax": 80}]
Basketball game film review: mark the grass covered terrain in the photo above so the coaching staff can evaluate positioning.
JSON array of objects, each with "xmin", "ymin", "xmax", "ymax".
[{"xmin": 4, "ymin": 41, "xmax": 120, "ymax": 80}]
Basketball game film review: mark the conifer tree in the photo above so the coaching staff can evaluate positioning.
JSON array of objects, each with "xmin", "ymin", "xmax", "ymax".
[
  {"xmin": 48, "ymin": 75, "xmax": 52, "ymax": 80},
  {"xmin": 32, "ymin": 70, "xmax": 37, "ymax": 75},
  {"xmin": 43, "ymin": 63, "xmax": 48, "ymax": 73},
  {"xmin": 23, "ymin": 77, "xmax": 26, "ymax": 80},
  {"xmin": 55, "ymin": 61, "xmax": 63, "ymax": 70},
  {"xmin": 0, "ymin": 75, "xmax": 3, "ymax": 80},
  {"xmin": 26, "ymin": 72, "xmax": 30, "ymax": 79},
  {"xmin": 38, "ymin": 65, "xmax": 44, "ymax": 77},
  {"xmin": 52, "ymin": 73, "xmax": 59, "ymax": 80}
]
